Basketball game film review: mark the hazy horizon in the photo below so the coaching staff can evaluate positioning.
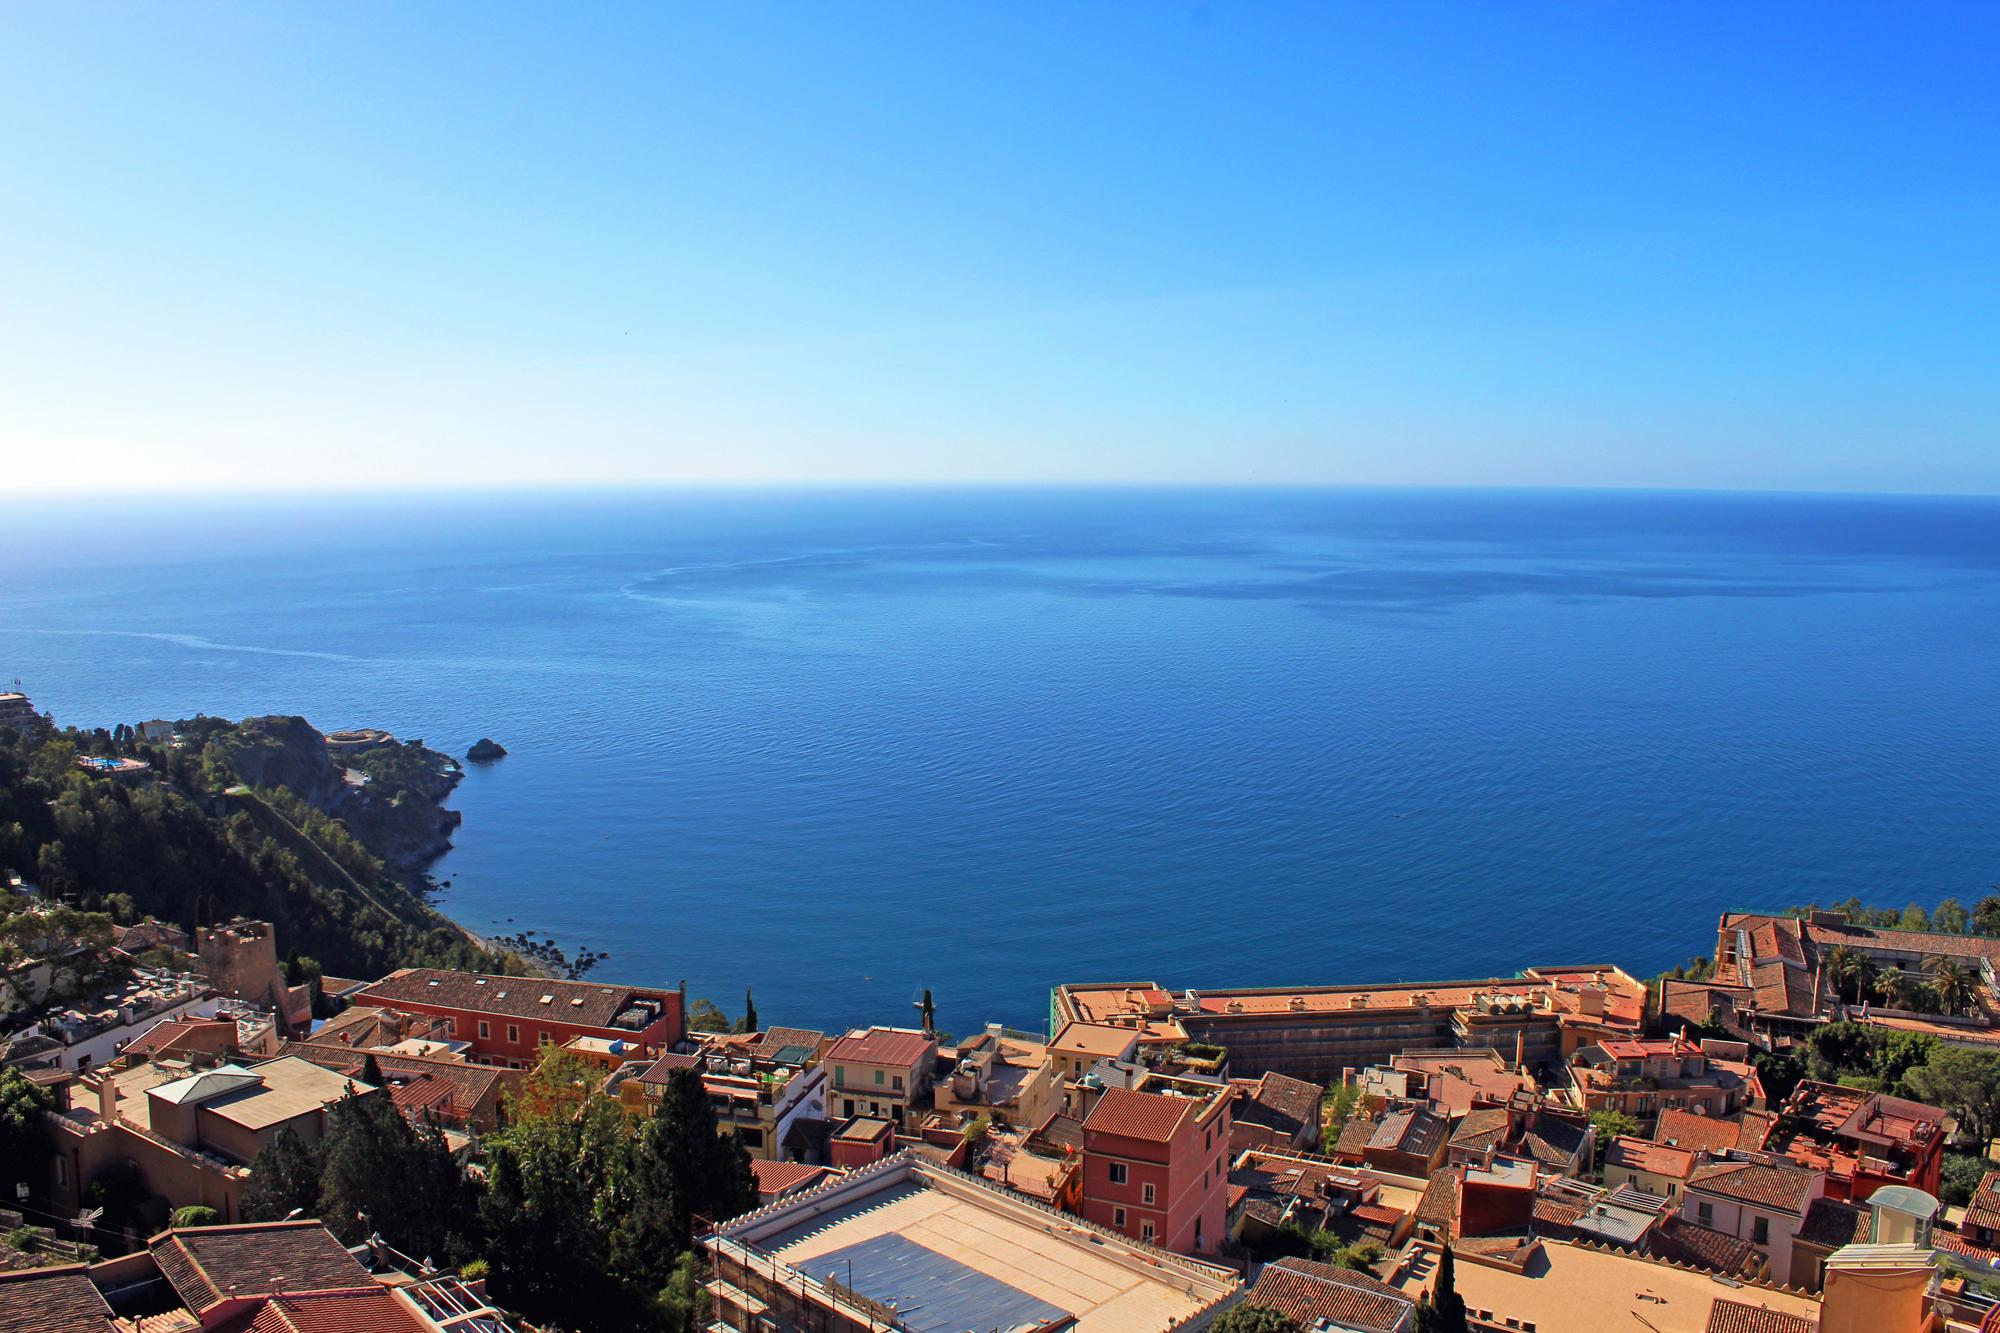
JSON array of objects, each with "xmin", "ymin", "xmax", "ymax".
[{"xmin": 5, "ymin": 5, "xmax": 1997, "ymax": 495}]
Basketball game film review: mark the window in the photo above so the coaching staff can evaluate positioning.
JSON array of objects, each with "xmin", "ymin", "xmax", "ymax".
[
  {"xmin": 1108, "ymin": 1162, "xmax": 1128, "ymax": 1185},
  {"xmin": 478, "ymin": 1021, "xmax": 490, "ymax": 1039},
  {"xmin": 740, "ymin": 1128, "xmax": 766, "ymax": 1149},
  {"xmin": 1140, "ymin": 1222, "xmax": 1156, "ymax": 1243},
  {"xmin": 539, "ymin": 1030, "xmax": 550, "ymax": 1046},
  {"xmin": 874, "ymin": 1069, "xmax": 885, "ymax": 1085},
  {"xmin": 1142, "ymin": 1183, "xmax": 1156, "ymax": 1205},
  {"xmin": 843, "ymin": 1098, "xmax": 855, "ymax": 1117},
  {"xmin": 54, "ymin": 1157, "xmax": 68, "ymax": 1188},
  {"xmin": 834, "ymin": 1067, "xmax": 845, "ymax": 1088},
  {"xmin": 1113, "ymin": 1207, "xmax": 1126, "ymax": 1228},
  {"xmin": 893, "ymin": 1075, "xmax": 904, "ymax": 1091},
  {"xmin": 444, "ymin": 1018, "xmax": 456, "ymax": 1035},
  {"xmin": 1752, "ymin": 1216, "xmax": 1769, "ymax": 1245},
  {"xmin": 507, "ymin": 1025, "xmax": 519, "ymax": 1044},
  {"xmin": 1195, "ymin": 1217, "xmax": 1203, "ymax": 1249},
  {"xmin": 1698, "ymin": 1201, "xmax": 1714, "ymax": 1227}
]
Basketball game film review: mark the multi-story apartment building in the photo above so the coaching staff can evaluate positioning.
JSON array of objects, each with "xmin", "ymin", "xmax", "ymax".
[
  {"xmin": 617, "ymin": 1027, "xmax": 829, "ymax": 1160},
  {"xmin": 1765, "ymin": 1079, "xmax": 1946, "ymax": 1202},
  {"xmin": 1568, "ymin": 1034, "xmax": 1764, "ymax": 1122},
  {"xmin": 1680, "ymin": 1154, "xmax": 1825, "ymax": 1288},
  {"xmin": 932, "ymin": 1024, "xmax": 1061, "ymax": 1130},
  {"xmin": 352, "ymin": 968, "xmax": 682, "ymax": 1069},
  {"xmin": 1079, "ymin": 1084, "xmax": 1232, "ymax": 1255},
  {"xmin": 1051, "ymin": 965, "xmax": 1646, "ymax": 1083},
  {"xmin": 824, "ymin": 1026, "xmax": 936, "ymax": 1129}
]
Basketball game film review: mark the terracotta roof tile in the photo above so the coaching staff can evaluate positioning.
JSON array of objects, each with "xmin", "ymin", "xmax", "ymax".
[
  {"xmin": 1797, "ymin": 1198, "xmax": 1870, "ymax": 1250},
  {"xmin": 1232, "ymin": 1072, "xmax": 1322, "ymax": 1140},
  {"xmin": 0, "ymin": 1266, "xmax": 113, "ymax": 1331},
  {"xmin": 1704, "ymin": 1296, "xmax": 1818, "ymax": 1333},
  {"xmin": 1083, "ymin": 1086, "xmax": 1201, "ymax": 1143},
  {"xmin": 253, "ymin": 1288, "xmax": 428, "ymax": 1332},
  {"xmin": 151, "ymin": 1223, "xmax": 370, "ymax": 1312},
  {"xmin": 358, "ymin": 968, "xmax": 672, "ymax": 1030},
  {"xmin": 1656, "ymin": 1108, "xmax": 1747, "ymax": 1155},
  {"xmin": 1966, "ymin": 1171, "xmax": 2000, "ymax": 1235},
  {"xmin": 1246, "ymin": 1258, "xmax": 1412, "ymax": 1333},
  {"xmin": 750, "ymin": 1159, "xmax": 837, "ymax": 1198},
  {"xmin": 1649, "ymin": 1216, "xmax": 1766, "ymax": 1279},
  {"xmin": 825, "ymin": 1028, "xmax": 935, "ymax": 1069},
  {"xmin": 1687, "ymin": 1161, "xmax": 1816, "ymax": 1215}
]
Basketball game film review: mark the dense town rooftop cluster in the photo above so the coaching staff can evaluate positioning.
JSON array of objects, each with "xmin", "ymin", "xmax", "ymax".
[{"xmin": 15, "ymin": 837, "xmax": 2000, "ymax": 1333}]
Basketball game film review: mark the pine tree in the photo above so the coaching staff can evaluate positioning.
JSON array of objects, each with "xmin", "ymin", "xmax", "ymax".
[
  {"xmin": 360, "ymin": 1053, "xmax": 385, "ymax": 1087},
  {"xmin": 741, "ymin": 987, "xmax": 758, "ymax": 1035},
  {"xmin": 241, "ymin": 1125, "xmax": 326, "ymax": 1222},
  {"xmin": 614, "ymin": 1067, "xmax": 758, "ymax": 1288}
]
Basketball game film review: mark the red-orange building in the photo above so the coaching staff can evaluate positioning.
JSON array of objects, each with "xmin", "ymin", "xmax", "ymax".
[
  {"xmin": 1079, "ymin": 1084, "xmax": 1231, "ymax": 1255},
  {"xmin": 1767, "ymin": 1079, "xmax": 1947, "ymax": 1202},
  {"xmin": 352, "ymin": 968, "xmax": 681, "ymax": 1069}
]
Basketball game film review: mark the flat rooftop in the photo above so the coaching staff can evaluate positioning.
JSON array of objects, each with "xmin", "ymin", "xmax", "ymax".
[
  {"xmin": 714, "ymin": 1158, "xmax": 1234, "ymax": 1333},
  {"xmin": 1057, "ymin": 968, "xmax": 1645, "ymax": 1027},
  {"xmin": 1386, "ymin": 1240, "xmax": 1819, "ymax": 1333}
]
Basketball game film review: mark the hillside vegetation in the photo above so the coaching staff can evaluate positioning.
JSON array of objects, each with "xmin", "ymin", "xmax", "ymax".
[{"xmin": 0, "ymin": 715, "xmax": 524, "ymax": 979}]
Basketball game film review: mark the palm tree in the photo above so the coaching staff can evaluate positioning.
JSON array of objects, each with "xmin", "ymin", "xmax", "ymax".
[
  {"xmin": 1824, "ymin": 945, "xmax": 1862, "ymax": 1003},
  {"xmin": 1887, "ymin": 971, "xmax": 1924, "ymax": 1012},
  {"xmin": 1926, "ymin": 956, "xmax": 1979, "ymax": 1017},
  {"xmin": 1851, "ymin": 955, "xmax": 1880, "ymax": 1005}
]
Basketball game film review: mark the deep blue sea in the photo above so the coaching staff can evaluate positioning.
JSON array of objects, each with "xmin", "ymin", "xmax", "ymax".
[{"xmin": 3, "ymin": 488, "xmax": 1998, "ymax": 1035}]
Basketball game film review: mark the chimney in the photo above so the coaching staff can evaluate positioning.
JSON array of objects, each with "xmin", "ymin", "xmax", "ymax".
[
  {"xmin": 1513, "ymin": 1030, "xmax": 1525, "ymax": 1073},
  {"xmin": 97, "ymin": 1074, "xmax": 117, "ymax": 1122}
]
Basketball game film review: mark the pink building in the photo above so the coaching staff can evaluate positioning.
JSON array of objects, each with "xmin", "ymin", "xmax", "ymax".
[{"xmin": 1079, "ymin": 1085, "xmax": 1231, "ymax": 1255}]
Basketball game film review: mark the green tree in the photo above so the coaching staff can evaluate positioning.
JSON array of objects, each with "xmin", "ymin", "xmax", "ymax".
[
  {"xmin": 481, "ymin": 1070, "xmax": 641, "ymax": 1331},
  {"xmin": 1927, "ymin": 957, "xmax": 1980, "ymax": 1016},
  {"xmin": 360, "ymin": 1054, "xmax": 385, "ymax": 1088},
  {"xmin": 1413, "ymin": 1245, "xmax": 1469, "ymax": 1333},
  {"xmin": 242, "ymin": 1126, "xmax": 325, "ymax": 1222},
  {"xmin": 170, "ymin": 1205, "xmax": 221, "ymax": 1228},
  {"xmin": 1823, "ymin": 946, "xmax": 1863, "ymax": 1003},
  {"xmin": 1587, "ymin": 1108, "xmax": 1641, "ymax": 1154},
  {"xmin": 1905, "ymin": 1048, "xmax": 2000, "ymax": 1153},
  {"xmin": 1210, "ymin": 1306, "xmax": 1301, "ymax": 1333},
  {"xmin": 656, "ymin": 1250, "xmax": 710, "ymax": 1333},
  {"xmin": 686, "ymin": 998, "xmax": 731, "ymax": 1033},
  {"xmin": 1899, "ymin": 903, "xmax": 1931, "ymax": 931},
  {"xmin": 1936, "ymin": 899, "xmax": 1970, "ymax": 934},
  {"xmin": 0, "ymin": 1068, "xmax": 53, "ymax": 1202},
  {"xmin": 1940, "ymin": 1151, "xmax": 1989, "ymax": 1207},
  {"xmin": 738, "ymin": 988, "xmax": 758, "ymax": 1035},
  {"xmin": 613, "ymin": 1067, "xmax": 756, "ymax": 1289},
  {"xmin": 1974, "ymin": 894, "xmax": 2000, "ymax": 937},
  {"xmin": 316, "ymin": 1088, "xmax": 476, "ymax": 1264}
]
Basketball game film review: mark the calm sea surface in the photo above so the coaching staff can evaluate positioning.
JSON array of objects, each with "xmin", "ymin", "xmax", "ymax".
[{"xmin": 3, "ymin": 488, "xmax": 1998, "ymax": 1034}]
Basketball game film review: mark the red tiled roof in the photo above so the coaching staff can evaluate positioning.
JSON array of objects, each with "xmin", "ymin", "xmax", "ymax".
[
  {"xmin": 1966, "ymin": 1170, "xmax": 2000, "ymax": 1235},
  {"xmin": 1656, "ymin": 1107, "xmax": 1748, "ymax": 1155},
  {"xmin": 125, "ymin": 1018, "xmax": 235, "ymax": 1059},
  {"xmin": 1687, "ymin": 1161, "xmax": 1816, "ymax": 1215},
  {"xmin": 1084, "ymin": 1086, "xmax": 1201, "ymax": 1143},
  {"xmin": 1231, "ymin": 1072, "xmax": 1323, "ymax": 1140},
  {"xmin": 243, "ymin": 1288, "xmax": 428, "ymax": 1333},
  {"xmin": 825, "ymin": 1028, "xmax": 934, "ymax": 1069},
  {"xmin": 1797, "ymin": 1198, "xmax": 1871, "ymax": 1250},
  {"xmin": 0, "ymin": 1266, "xmax": 113, "ymax": 1331},
  {"xmin": 1606, "ymin": 1136, "xmax": 1695, "ymax": 1179},
  {"xmin": 750, "ymin": 1159, "xmax": 836, "ymax": 1198},
  {"xmin": 1704, "ymin": 1297, "xmax": 1818, "ymax": 1333},
  {"xmin": 150, "ymin": 1223, "xmax": 370, "ymax": 1313},
  {"xmin": 1649, "ymin": 1216, "xmax": 1766, "ymax": 1279},
  {"xmin": 357, "ymin": 968, "xmax": 672, "ymax": 1029},
  {"xmin": 1246, "ymin": 1258, "xmax": 1412, "ymax": 1333}
]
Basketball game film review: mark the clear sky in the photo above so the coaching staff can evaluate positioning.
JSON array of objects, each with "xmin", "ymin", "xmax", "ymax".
[{"xmin": 3, "ymin": 4, "xmax": 1996, "ymax": 494}]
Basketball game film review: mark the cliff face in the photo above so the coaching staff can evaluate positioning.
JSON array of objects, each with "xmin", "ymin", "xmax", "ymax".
[
  {"xmin": 213, "ymin": 715, "xmax": 348, "ymax": 808},
  {"xmin": 218, "ymin": 717, "xmax": 463, "ymax": 886}
]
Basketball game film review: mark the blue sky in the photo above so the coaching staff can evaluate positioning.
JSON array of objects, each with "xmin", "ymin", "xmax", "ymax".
[{"xmin": 3, "ymin": 4, "xmax": 1996, "ymax": 493}]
